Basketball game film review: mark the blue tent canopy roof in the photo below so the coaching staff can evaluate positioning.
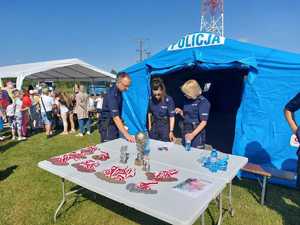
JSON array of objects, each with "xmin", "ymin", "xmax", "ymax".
[{"xmin": 122, "ymin": 32, "xmax": 300, "ymax": 187}]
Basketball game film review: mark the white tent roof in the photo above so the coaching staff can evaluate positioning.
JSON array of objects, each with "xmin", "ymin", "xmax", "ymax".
[{"xmin": 0, "ymin": 58, "xmax": 116, "ymax": 89}]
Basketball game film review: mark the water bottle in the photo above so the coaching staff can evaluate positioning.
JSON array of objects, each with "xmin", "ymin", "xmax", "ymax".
[
  {"xmin": 185, "ymin": 138, "xmax": 191, "ymax": 151},
  {"xmin": 210, "ymin": 149, "xmax": 218, "ymax": 163},
  {"xmin": 144, "ymin": 136, "xmax": 150, "ymax": 156},
  {"xmin": 219, "ymin": 159, "xmax": 228, "ymax": 171},
  {"xmin": 219, "ymin": 154, "xmax": 229, "ymax": 171},
  {"xmin": 209, "ymin": 149, "xmax": 218, "ymax": 172}
]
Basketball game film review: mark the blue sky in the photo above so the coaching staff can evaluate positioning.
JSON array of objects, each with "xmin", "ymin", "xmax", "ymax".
[{"xmin": 0, "ymin": 0, "xmax": 299, "ymax": 71}]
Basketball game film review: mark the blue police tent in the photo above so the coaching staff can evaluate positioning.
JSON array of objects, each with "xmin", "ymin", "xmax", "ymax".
[{"xmin": 122, "ymin": 32, "xmax": 300, "ymax": 187}]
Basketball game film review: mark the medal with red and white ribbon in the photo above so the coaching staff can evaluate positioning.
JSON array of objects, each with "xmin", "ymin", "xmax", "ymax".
[
  {"xmin": 135, "ymin": 181, "xmax": 158, "ymax": 190},
  {"xmin": 80, "ymin": 146, "xmax": 98, "ymax": 155},
  {"xmin": 103, "ymin": 166, "xmax": 136, "ymax": 182},
  {"xmin": 76, "ymin": 159, "xmax": 100, "ymax": 171},
  {"xmin": 153, "ymin": 169, "xmax": 178, "ymax": 180}
]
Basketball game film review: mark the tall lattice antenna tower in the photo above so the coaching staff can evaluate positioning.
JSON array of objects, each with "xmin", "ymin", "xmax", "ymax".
[{"xmin": 200, "ymin": 0, "xmax": 224, "ymax": 36}]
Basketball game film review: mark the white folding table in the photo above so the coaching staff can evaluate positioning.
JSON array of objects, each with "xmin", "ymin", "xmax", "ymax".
[
  {"xmin": 147, "ymin": 139, "xmax": 248, "ymax": 216},
  {"xmin": 38, "ymin": 138, "xmax": 247, "ymax": 225},
  {"xmin": 101, "ymin": 139, "xmax": 248, "ymax": 216}
]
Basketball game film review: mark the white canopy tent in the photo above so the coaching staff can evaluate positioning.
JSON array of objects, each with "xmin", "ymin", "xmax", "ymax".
[{"xmin": 0, "ymin": 58, "xmax": 116, "ymax": 89}]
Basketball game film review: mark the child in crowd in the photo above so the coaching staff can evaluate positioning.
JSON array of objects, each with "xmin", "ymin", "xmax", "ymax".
[
  {"xmin": 13, "ymin": 89, "xmax": 26, "ymax": 141},
  {"xmin": 0, "ymin": 107, "xmax": 4, "ymax": 140},
  {"xmin": 6, "ymin": 99, "xmax": 16, "ymax": 140}
]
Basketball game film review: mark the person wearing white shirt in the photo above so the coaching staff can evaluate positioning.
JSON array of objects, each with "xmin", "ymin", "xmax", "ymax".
[
  {"xmin": 40, "ymin": 88, "xmax": 54, "ymax": 138},
  {"xmin": 96, "ymin": 93, "xmax": 104, "ymax": 111},
  {"xmin": 58, "ymin": 92, "xmax": 70, "ymax": 135},
  {"xmin": 95, "ymin": 93, "xmax": 104, "ymax": 119}
]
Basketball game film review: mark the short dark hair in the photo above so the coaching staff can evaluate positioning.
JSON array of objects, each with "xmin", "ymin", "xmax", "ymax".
[{"xmin": 117, "ymin": 72, "xmax": 130, "ymax": 80}]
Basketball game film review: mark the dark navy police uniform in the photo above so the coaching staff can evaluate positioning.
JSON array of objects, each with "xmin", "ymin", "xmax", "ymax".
[
  {"xmin": 98, "ymin": 85, "xmax": 122, "ymax": 142},
  {"xmin": 182, "ymin": 96, "xmax": 211, "ymax": 149},
  {"xmin": 285, "ymin": 92, "xmax": 300, "ymax": 188},
  {"xmin": 148, "ymin": 95, "xmax": 175, "ymax": 142}
]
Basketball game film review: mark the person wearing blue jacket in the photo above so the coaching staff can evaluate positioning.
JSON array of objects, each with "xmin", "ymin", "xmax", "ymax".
[
  {"xmin": 284, "ymin": 92, "xmax": 300, "ymax": 189},
  {"xmin": 148, "ymin": 78, "xmax": 176, "ymax": 142}
]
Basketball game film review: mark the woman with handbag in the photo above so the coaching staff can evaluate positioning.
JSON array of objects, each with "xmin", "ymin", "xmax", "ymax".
[
  {"xmin": 75, "ymin": 85, "xmax": 90, "ymax": 136},
  {"xmin": 39, "ymin": 88, "xmax": 54, "ymax": 138}
]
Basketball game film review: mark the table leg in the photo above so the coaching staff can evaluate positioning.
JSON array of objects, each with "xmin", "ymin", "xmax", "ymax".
[
  {"xmin": 54, "ymin": 178, "xmax": 66, "ymax": 222},
  {"xmin": 201, "ymin": 212, "xmax": 205, "ymax": 225},
  {"xmin": 228, "ymin": 182, "xmax": 235, "ymax": 216},
  {"xmin": 261, "ymin": 176, "xmax": 267, "ymax": 205},
  {"xmin": 53, "ymin": 178, "xmax": 84, "ymax": 222},
  {"xmin": 217, "ymin": 193, "xmax": 223, "ymax": 225}
]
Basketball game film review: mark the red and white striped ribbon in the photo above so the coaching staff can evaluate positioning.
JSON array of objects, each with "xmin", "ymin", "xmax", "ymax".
[
  {"xmin": 78, "ymin": 160, "xmax": 100, "ymax": 170},
  {"xmin": 103, "ymin": 166, "xmax": 136, "ymax": 181},
  {"xmin": 153, "ymin": 169, "xmax": 178, "ymax": 180},
  {"xmin": 135, "ymin": 181, "xmax": 158, "ymax": 190}
]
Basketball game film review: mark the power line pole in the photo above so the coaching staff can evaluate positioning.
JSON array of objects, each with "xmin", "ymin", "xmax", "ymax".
[
  {"xmin": 136, "ymin": 39, "xmax": 150, "ymax": 62},
  {"xmin": 138, "ymin": 39, "xmax": 144, "ymax": 62},
  {"xmin": 145, "ymin": 51, "xmax": 151, "ymax": 59}
]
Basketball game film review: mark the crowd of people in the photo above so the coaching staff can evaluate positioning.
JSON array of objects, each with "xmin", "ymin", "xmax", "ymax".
[{"xmin": 0, "ymin": 81, "xmax": 105, "ymax": 140}]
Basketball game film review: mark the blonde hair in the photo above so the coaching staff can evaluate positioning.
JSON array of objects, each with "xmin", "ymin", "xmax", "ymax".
[
  {"xmin": 181, "ymin": 79, "xmax": 202, "ymax": 99},
  {"xmin": 42, "ymin": 88, "xmax": 49, "ymax": 95}
]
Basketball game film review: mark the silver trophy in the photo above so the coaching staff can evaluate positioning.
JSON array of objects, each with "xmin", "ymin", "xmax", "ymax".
[
  {"xmin": 142, "ymin": 157, "xmax": 150, "ymax": 172},
  {"xmin": 135, "ymin": 131, "xmax": 148, "ymax": 166},
  {"xmin": 120, "ymin": 145, "xmax": 129, "ymax": 164}
]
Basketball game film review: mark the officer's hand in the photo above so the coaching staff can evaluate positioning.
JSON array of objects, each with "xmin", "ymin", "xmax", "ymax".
[
  {"xmin": 185, "ymin": 133, "xmax": 195, "ymax": 142},
  {"xmin": 169, "ymin": 131, "xmax": 176, "ymax": 142},
  {"xmin": 124, "ymin": 133, "xmax": 135, "ymax": 143},
  {"xmin": 175, "ymin": 108, "xmax": 183, "ymax": 116}
]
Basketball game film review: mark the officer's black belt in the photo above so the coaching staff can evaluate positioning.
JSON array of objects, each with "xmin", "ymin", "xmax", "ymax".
[{"xmin": 153, "ymin": 117, "xmax": 169, "ymax": 124}]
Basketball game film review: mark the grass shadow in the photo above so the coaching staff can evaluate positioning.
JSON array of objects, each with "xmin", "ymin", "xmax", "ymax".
[
  {"xmin": 67, "ymin": 186, "xmax": 170, "ymax": 225},
  {"xmin": 0, "ymin": 140, "xmax": 19, "ymax": 153},
  {"xmin": 235, "ymin": 179, "xmax": 300, "ymax": 225},
  {"xmin": 0, "ymin": 165, "xmax": 18, "ymax": 181}
]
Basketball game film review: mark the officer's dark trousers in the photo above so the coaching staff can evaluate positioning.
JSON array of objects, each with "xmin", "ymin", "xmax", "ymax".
[
  {"xmin": 297, "ymin": 149, "xmax": 300, "ymax": 189},
  {"xmin": 295, "ymin": 128, "xmax": 300, "ymax": 189},
  {"xmin": 149, "ymin": 121, "xmax": 169, "ymax": 142},
  {"xmin": 99, "ymin": 122, "xmax": 118, "ymax": 143},
  {"xmin": 183, "ymin": 123, "xmax": 205, "ymax": 149}
]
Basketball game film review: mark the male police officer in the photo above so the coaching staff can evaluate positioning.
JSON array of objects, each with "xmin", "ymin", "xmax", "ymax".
[
  {"xmin": 99, "ymin": 72, "xmax": 135, "ymax": 143},
  {"xmin": 284, "ymin": 92, "xmax": 300, "ymax": 189}
]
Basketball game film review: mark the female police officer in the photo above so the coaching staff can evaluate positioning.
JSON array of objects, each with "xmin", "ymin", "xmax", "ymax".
[
  {"xmin": 175, "ymin": 79, "xmax": 211, "ymax": 149},
  {"xmin": 148, "ymin": 78, "xmax": 176, "ymax": 142}
]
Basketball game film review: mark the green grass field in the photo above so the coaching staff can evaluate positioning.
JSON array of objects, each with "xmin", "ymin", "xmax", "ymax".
[{"xmin": 0, "ymin": 131, "xmax": 299, "ymax": 225}]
